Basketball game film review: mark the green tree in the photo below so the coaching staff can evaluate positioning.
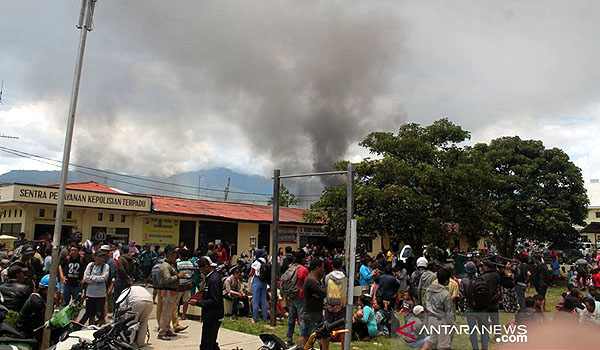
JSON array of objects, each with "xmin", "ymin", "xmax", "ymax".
[
  {"xmin": 474, "ymin": 137, "xmax": 588, "ymax": 256},
  {"xmin": 304, "ymin": 119, "xmax": 492, "ymax": 256},
  {"xmin": 268, "ymin": 184, "xmax": 299, "ymax": 207}
]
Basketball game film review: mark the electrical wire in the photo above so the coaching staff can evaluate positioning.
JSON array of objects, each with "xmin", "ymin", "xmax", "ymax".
[{"xmin": 0, "ymin": 145, "xmax": 321, "ymax": 204}]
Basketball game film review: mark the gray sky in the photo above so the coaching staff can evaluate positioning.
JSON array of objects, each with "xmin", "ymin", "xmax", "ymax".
[{"xmin": 1, "ymin": 1, "xmax": 599, "ymax": 183}]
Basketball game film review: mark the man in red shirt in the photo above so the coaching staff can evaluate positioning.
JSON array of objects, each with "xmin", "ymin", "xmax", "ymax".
[{"xmin": 285, "ymin": 250, "xmax": 309, "ymax": 347}]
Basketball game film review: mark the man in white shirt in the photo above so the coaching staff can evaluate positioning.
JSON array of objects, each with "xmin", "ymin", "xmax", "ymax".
[{"xmin": 118, "ymin": 286, "xmax": 153, "ymax": 347}]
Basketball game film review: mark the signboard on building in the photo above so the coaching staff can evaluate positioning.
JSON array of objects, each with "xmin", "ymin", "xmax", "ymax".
[
  {"xmin": 279, "ymin": 226, "xmax": 297, "ymax": 243},
  {"xmin": 0, "ymin": 184, "xmax": 151, "ymax": 212},
  {"xmin": 143, "ymin": 218, "xmax": 179, "ymax": 244},
  {"xmin": 300, "ymin": 226, "xmax": 325, "ymax": 237}
]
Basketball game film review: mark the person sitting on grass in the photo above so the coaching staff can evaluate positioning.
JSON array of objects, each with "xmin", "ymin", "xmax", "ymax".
[
  {"xmin": 579, "ymin": 297, "xmax": 600, "ymax": 326},
  {"xmin": 373, "ymin": 300, "xmax": 390, "ymax": 337},
  {"xmin": 403, "ymin": 305, "xmax": 429, "ymax": 348},
  {"xmin": 352, "ymin": 295, "xmax": 378, "ymax": 341}
]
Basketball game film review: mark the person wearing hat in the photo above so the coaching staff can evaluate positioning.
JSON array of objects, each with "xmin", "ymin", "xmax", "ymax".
[
  {"xmin": 403, "ymin": 305, "xmax": 429, "ymax": 348},
  {"xmin": 100, "ymin": 244, "xmax": 117, "ymax": 314},
  {"xmin": 16, "ymin": 273, "xmax": 56, "ymax": 343},
  {"xmin": 0, "ymin": 265, "xmax": 31, "ymax": 312},
  {"xmin": 157, "ymin": 245, "xmax": 187, "ymax": 340},
  {"xmin": 187, "ymin": 256, "xmax": 223, "ymax": 350},
  {"xmin": 80, "ymin": 250, "xmax": 110, "ymax": 325},
  {"xmin": 11, "ymin": 243, "xmax": 37, "ymax": 293}
]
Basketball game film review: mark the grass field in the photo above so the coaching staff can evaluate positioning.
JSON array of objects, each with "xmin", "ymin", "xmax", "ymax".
[{"xmin": 222, "ymin": 284, "xmax": 567, "ymax": 350}]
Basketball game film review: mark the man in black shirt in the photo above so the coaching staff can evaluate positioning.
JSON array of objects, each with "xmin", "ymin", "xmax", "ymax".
[
  {"xmin": 300, "ymin": 259, "xmax": 326, "ymax": 348},
  {"xmin": 59, "ymin": 245, "xmax": 85, "ymax": 306},
  {"xmin": 189, "ymin": 256, "xmax": 224, "ymax": 350}
]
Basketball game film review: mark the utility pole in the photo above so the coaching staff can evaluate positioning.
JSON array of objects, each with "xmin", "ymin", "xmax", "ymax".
[
  {"xmin": 270, "ymin": 169, "xmax": 280, "ymax": 327},
  {"xmin": 344, "ymin": 163, "xmax": 355, "ymax": 350},
  {"xmin": 224, "ymin": 177, "xmax": 231, "ymax": 201},
  {"xmin": 42, "ymin": 1, "xmax": 98, "ymax": 348},
  {"xmin": 197, "ymin": 174, "xmax": 203, "ymax": 199}
]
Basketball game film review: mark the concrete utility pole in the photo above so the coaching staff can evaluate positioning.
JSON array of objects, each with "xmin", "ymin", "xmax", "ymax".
[
  {"xmin": 270, "ymin": 169, "xmax": 280, "ymax": 327},
  {"xmin": 42, "ymin": 0, "xmax": 98, "ymax": 348}
]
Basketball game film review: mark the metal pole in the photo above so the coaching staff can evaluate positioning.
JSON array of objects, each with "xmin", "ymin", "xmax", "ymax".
[
  {"xmin": 344, "ymin": 163, "xmax": 355, "ymax": 350},
  {"xmin": 276, "ymin": 170, "xmax": 347, "ymax": 179},
  {"xmin": 270, "ymin": 169, "xmax": 280, "ymax": 327},
  {"xmin": 42, "ymin": 0, "xmax": 96, "ymax": 348}
]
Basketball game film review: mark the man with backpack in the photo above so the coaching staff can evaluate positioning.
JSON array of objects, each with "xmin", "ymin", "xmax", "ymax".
[
  {"xmin": 411, "ymin": 257, "xmax": 428, "ymax": 303},
  {"xmin": 480, "ymin": 260, "xmax": 501, "ymax": 328},
  {"xmin": 461, "ymin": 261, "xmax": 489, "ymax": 350},
  {"xmin": 324, "ymin": 258, "xmax": 347, "ymax": 350},
  {"xmin": 250, "ymin": 250, "xmax": 270, "ymax": 323},
  {"xmin": 281, "ymin": 250, "xmax": 309, "ymax": 347}
]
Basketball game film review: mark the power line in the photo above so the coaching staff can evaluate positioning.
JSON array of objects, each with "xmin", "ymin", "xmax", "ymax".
[
  {"xmin": 0, "ymin": 145, "xmax": 322, "ymax": 198},
  {"xmin": 0, "ymin": 145, "xmax": 322, "ymax": 203}
]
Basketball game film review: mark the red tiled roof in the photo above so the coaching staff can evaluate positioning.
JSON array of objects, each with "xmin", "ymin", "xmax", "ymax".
[
  {"xmin": 44, "ymin": 181, "xmax": 123, "ymax": 194},
  {"xmin": 152, "ymin": 195, "xmax": 310, "ymax": 224}
]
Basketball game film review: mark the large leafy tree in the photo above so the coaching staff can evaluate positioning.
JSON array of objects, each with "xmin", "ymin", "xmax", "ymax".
[
  {"xmin": 304, "ymin": 119, "xmax": 492, "ymax": 256},
  {"xmin": 268, "ymin": 184, "xmax": 298, "ymax": 207},
  {"xmin": 474, "ymin": 137, "xmax": 588, "ymax": 256}
]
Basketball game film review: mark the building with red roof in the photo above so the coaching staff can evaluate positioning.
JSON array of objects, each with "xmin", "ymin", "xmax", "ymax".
[{"xmin": 0, "ymin": 181, "xmax": 344, "ymax": 257}]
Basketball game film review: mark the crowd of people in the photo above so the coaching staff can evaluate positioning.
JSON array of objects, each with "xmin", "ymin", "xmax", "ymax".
[{"xmin": 3, "ymin": 230, "xmax": 600, "ymax": 350}]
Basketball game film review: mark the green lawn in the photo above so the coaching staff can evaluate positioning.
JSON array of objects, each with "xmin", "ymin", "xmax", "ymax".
[{"xmin": 222, "ymin": 284, "xmax": 567, "ymax": 350}]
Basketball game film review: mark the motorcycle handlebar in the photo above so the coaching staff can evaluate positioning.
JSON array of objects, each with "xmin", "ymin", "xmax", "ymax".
[{"xmin": 326, "ymin": 318, "xmax": 347, "ymax": 331}]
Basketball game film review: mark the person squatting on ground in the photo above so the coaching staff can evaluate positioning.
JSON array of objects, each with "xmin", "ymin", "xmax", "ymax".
[{"xmin": 224, "ymin": 267, "xmax": 250, "ymax": 319}]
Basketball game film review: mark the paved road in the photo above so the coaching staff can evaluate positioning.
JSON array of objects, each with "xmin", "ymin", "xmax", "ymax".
[{"xmin": 144, "ymin": 303, "xmax": 263, "ymax": 350}]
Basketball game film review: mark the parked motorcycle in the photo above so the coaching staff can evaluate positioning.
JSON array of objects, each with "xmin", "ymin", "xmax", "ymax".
[
  {"xmin": 0, "ymin": 294, "xmax": 37, "ymax": 350},
  {"xmin": 49, "ymin": 289, "xmax": 139, "ymax": 350},
  {"xmin": 259, "ymin": 318, "xmax": 348, "ymax": 350}
]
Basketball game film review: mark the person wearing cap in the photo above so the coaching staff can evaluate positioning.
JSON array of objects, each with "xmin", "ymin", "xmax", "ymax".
[
  {"xmin": 80, "ymin": 250, "xmax": 110, "ymax": 325},
  {"xmin": 187, "ymin": 256, "xmax": 223, "ymax": 350},
  {"xmin": 157, "ymin": 245, "xmax": 187, "ymax": 340},
  {"xmin": 16, "ymin": 273, "xmax": 55, "ymax": 343},
  {"xmin": 0, "ymin": 265, "xmax": 30, "ymax": 312},
  {"xmin": 100, "ymin": 244, "xmax": 117, "ymax": 314},
  {"xmin": 11, "ymin": 243, "xmax": 37, "ymax": 293},
  {"xmin": 117, "ymin": 285, "xmax": 154, "ymax": 348},
  {"xmin": 403, "ymin": 305, "xmax": 429, "ymax": 348}
]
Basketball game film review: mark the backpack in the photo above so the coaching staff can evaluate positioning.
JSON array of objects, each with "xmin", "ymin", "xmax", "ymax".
[
  {"xmin": 326, "ymin": 276, "xmax": 343, "ymax": 306},
  {"xmin": 468, "ymin": 276, "xmax": 490, "ymax": 311},
  {"xmin": 259, "ymin": 261, "xmax": 272, "ymax": 283},
  {"xmin": 151, "ymin": 261, "xmax": 164, "ymax": 288},
  {"xmin": 280, "ymin": 264, "xmax": 301, "ymax": 298}
]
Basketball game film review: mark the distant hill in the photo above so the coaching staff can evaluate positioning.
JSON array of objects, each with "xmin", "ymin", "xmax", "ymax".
[{"xmin": 0, "ymin": 168, "xmax": 312, "ymax": 206}]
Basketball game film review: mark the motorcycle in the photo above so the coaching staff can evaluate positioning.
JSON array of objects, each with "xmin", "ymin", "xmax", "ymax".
[
  {"xmin": 0, "ymin": 293, "xmax": 37, "ymax": 350},
  {"xmin": 50, "ymin": 288, "xmax": 139, "ymax": 350},
  {"xmin": 259, "ymin": 318, "xmax": 348, "ymax": 350}
]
